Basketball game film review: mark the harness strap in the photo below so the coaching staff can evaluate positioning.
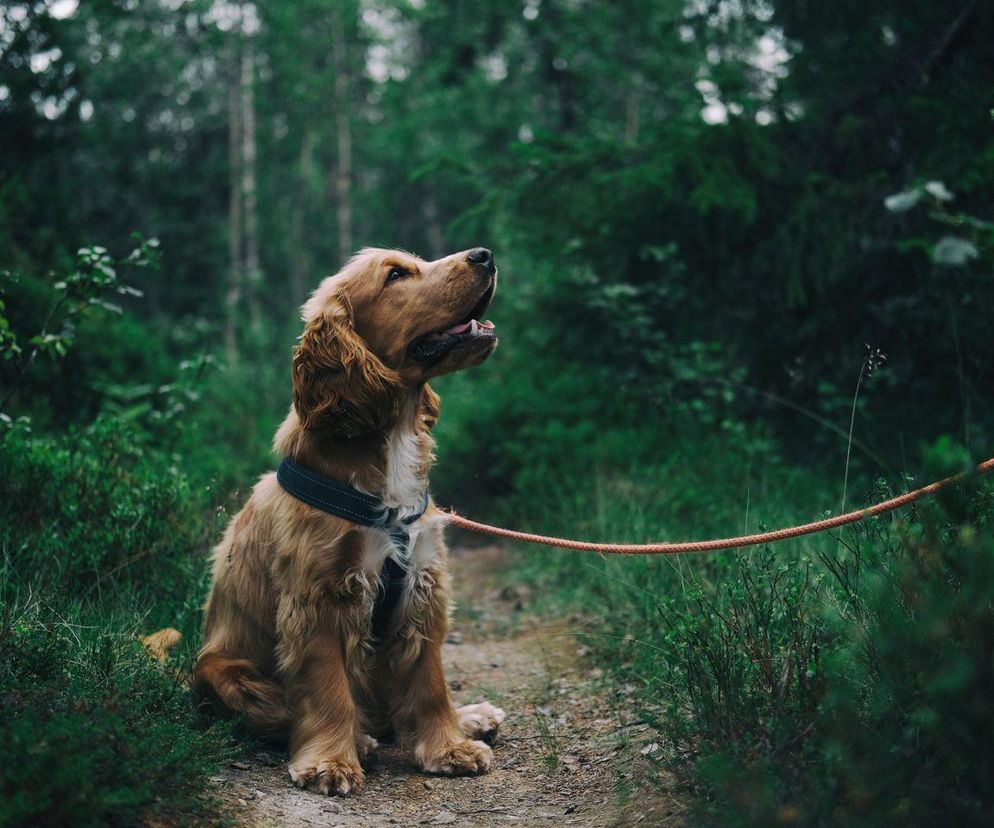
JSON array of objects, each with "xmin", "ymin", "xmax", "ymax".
[
  {"xmin": 276, "ymin": 457, "xmax": 429, "ymax": 636},
  {"xmin": 371, "ymin": 556, "xmax": 407, "ymax": 639}
]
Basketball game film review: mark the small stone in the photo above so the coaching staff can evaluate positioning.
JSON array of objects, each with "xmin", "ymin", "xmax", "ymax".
[
  {"xmin": 230, "ymin": 760, "xmax": 251, "ymax": 770},
  {"xmin": 446, "ymin": 630, "xmax": 463, "ymax": 644},
  {"xmin": 423, "ymin": 780, "xmax": 433, "ymax": 790},
  {"xmin": 430, "ymin": 811, "xmax": 458, "ymax": 825},
  {"xmin": 324, "ymin": 802, "xmax": 344, "ymax": 814}
]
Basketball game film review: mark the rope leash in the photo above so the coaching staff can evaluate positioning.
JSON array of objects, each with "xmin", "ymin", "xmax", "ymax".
[{"xmin": 442, "ymin": 457, "xmax": 994, "ymax": 556}]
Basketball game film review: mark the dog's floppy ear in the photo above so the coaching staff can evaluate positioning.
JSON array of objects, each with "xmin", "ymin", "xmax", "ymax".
[{"xmin": 292, "ymin": 296, "xmax": 401, "ymax": 436}]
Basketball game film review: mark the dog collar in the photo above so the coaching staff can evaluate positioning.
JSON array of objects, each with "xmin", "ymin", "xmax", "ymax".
[{"xmin": 276, "ymin": 456, "xmax": 429, "ymax": 565}]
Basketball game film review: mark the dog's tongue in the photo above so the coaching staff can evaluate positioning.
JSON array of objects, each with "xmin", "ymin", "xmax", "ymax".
[{"xmin": 444, "ymin": 319, "xmax": 495, "ymax": 335}]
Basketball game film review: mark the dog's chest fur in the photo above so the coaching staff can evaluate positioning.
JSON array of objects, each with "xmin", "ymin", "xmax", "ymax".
[{"xmin": 358, "ymin": 413, "xmax": 440, "ymax": 575}]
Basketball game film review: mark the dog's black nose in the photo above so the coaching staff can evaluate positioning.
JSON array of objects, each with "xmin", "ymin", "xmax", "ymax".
[{"xmin": 467, "ymin": 247, "xmax": 494, "ymax": 269}]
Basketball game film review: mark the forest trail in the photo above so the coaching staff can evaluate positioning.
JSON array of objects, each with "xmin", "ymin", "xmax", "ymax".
[{"xmin": 209, "ymin": 543, "xmax": 683, "ymax": 827}]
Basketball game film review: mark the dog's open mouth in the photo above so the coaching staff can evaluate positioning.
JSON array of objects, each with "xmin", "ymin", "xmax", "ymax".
[{"xmin": 408, "ymin": 279, "xmax": 497, "ymax": 364}]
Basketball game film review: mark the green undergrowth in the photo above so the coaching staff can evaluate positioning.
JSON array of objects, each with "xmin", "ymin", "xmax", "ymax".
[
  {"xmin": 0, "ymin": 273, "xmax": 284, "ymax": 826},
  {"xmin": 473, "ymin": 430, "xmax": 994, "ymax": 826},
  {"xmin": 0, "ymin": 596, "xmax": 238, "ymax": 828},
  {"xmin": 0, "ymin": 415, "xmax": 247, "ymax": 827}
]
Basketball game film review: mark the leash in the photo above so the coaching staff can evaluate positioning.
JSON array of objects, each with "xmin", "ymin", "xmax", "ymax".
[{"xmin": 442, "ymin": 457, "xmax": 994, "ymax": 556}]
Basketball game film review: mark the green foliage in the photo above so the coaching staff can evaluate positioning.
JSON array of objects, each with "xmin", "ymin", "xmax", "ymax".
[
  {"xmin": 0, "ymin": 238, "xmax": 162, "ymax": 425},
  {"xmin": 495, "ymin": 433, "xmax": 994, "ymax": 827},
  {"xmin": 1, "ymin": 416, "xmax": 201, "ymax": 593},
  {"xmin": 0, "ymin": 410, "xmax": 240, "ymax": 826},
  {"xmin": 0, "ymin": 599, "xmax": 236, "ymax": 828},
  {"xmin": 0, "ymin": 236, "xmax": 262, "ymax": 824}
]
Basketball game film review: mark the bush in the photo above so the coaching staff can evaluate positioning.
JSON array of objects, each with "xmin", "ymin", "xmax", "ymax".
[
  {"xmin": 487, "ymin": 430, "xmax": 994, "ymax": 826},
  {"xmin": 0, "ymin": 240, "xmax": 264, "ymax": 825},
  {"xmin": 0, "ymin": 417, "xmax": 204, "ymax": 595},
  {"xmin": 0, "ymin": 600, "xmax": 236, "ymax": 828},
  {"xmin": 0, "ymin": 407, "xmax": 243, "ymax": 826}
]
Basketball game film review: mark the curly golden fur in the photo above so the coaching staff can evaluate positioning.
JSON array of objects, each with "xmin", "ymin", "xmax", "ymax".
[{"xmin": 192, "ymin": 247, "xmax": 505, "ymax": 796}]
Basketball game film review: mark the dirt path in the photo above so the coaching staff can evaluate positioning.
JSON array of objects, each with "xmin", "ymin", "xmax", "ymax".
[{"xmin": 210, "ymin": 544, "xmax": 683, "ymax": 827}]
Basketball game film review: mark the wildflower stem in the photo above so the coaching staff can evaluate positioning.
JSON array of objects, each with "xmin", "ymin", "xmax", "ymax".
[{"xmin": 841, "ymin": 359, "xmax": 867, "ymax": 514}]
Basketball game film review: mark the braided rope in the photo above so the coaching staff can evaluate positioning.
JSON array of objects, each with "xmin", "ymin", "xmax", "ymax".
[{"xmin": 442, "ymin": 457, "xmax": 994, "ymax": 556}]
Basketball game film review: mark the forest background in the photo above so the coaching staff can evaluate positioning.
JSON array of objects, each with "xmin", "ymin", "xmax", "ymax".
[{"xmin": 1, "ymin": 1, "xmax": 992, "ymax": 825}]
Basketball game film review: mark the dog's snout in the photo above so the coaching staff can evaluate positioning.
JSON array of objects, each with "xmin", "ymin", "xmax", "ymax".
[{"xmin": 467, "ymin": 247, "xmax": 494, "ymax": 271}]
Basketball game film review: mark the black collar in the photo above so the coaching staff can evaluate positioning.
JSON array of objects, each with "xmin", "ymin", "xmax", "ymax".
[{"xmin": 276, "ymin": 457, "xmax": 429, "ymax": 563}]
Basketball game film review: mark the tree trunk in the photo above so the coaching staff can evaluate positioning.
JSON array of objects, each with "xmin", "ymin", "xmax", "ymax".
[
  {"xmin": 330, "ymin": 6, "xmax": 353, "ymax": 261},
  {"xmin": 240, "ymin": 27, "xmax": 262, "ymax": 337},
  {"xmin": 224, "ymin": 33, "xmax": 243, "ymax": 364},
  {"xmin": 624, "ymin": 89, "xmax": 640, "ymax": 144},
  {"xmin": 291, "ymin": 128, "xmax": 317, "ymax": 307}
]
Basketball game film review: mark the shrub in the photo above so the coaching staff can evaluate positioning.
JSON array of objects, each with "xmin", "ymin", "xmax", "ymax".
[
  {"xmin": 489, "ymin": 430, "xmax": 994, "ymax": 826},
  {"xmin": 0, "ymin": 417, "xmax": 205, "ymax": 597},
  {"xmin": 0, "ymin": 597, "xmax": 236, "ymax": 828}
]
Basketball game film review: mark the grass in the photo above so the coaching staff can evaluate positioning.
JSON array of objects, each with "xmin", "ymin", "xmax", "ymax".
[
  {"xmin": 0, "ymin": 367, "xmax": 281, "ymax": 826},
  {"xmin": 0, "ymin": 592, "xmax": 238, "ymax": 828},
  {"xmin": 455, "ymin": 420, "xmax": 994, "ymax": 826}
]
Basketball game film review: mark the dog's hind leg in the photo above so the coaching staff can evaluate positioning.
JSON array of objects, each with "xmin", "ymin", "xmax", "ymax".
[{"xmin": 192, "ymin": 649, "xmax": 291, "ymax": 742}]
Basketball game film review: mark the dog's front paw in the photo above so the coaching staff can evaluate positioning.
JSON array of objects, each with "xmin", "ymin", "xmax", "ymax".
[
  {"xmin": 456, "ymin": 701, "xmax": 506, "ymax": 744},
  {"xmin": 417, "ymin": 738, "xmax": 493, "ymax": 775},
  {"xmin": 289, "ymin": 755, "xmax": 364, "ymax": 796}
]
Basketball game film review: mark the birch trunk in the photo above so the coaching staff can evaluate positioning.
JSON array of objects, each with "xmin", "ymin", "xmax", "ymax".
[
  {"xmin": 240, "ymin": 29, "xmax": 262, "ymax": 336},
  {"xmin": 224, "ymin": 33, "xmax": 243, "ymax": 364},
  {"xmin": 330, "ymin": 6, "xmax": 353, "ymax": 260},
  {"xmin": 290, "ymin": 129, "xmax": 316, "ymax": 306}
]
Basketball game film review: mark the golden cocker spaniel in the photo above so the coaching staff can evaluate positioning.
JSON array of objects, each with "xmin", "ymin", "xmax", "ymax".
[{"xmin": 193, "ymin": 247, "xmax": 505, "ymax": 795}]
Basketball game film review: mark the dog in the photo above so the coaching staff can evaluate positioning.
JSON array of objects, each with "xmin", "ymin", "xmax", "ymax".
[{"xmin": 192, "ymin": 246, "xmax": 506, "ymax": 796}]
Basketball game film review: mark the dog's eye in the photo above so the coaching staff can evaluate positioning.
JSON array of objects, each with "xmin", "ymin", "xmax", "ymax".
[{"xmin": 385, "ymin": 267, "xmax": 407, "ymax": 284}]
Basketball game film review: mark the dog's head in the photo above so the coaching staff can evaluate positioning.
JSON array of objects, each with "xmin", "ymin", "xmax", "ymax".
[{"xmin": 292, "ymin": 247, "xmax": 498, "ymax": 436}]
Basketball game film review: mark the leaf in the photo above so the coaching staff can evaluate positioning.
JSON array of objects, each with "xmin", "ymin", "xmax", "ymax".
[
  {"xmin": 883, "ymin": 189, "xmax": 921, "ymax": 212},
  {"xmin": 932, "ymin": 236, "xmax": 979, "ymax": 267},
  {"xmin": 924, "ymin": 180, "xmax": 954, "ymax": 202},
  {"xmin": 88, "ymin": 298, "xmax": 123, "ymax": 314}
]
